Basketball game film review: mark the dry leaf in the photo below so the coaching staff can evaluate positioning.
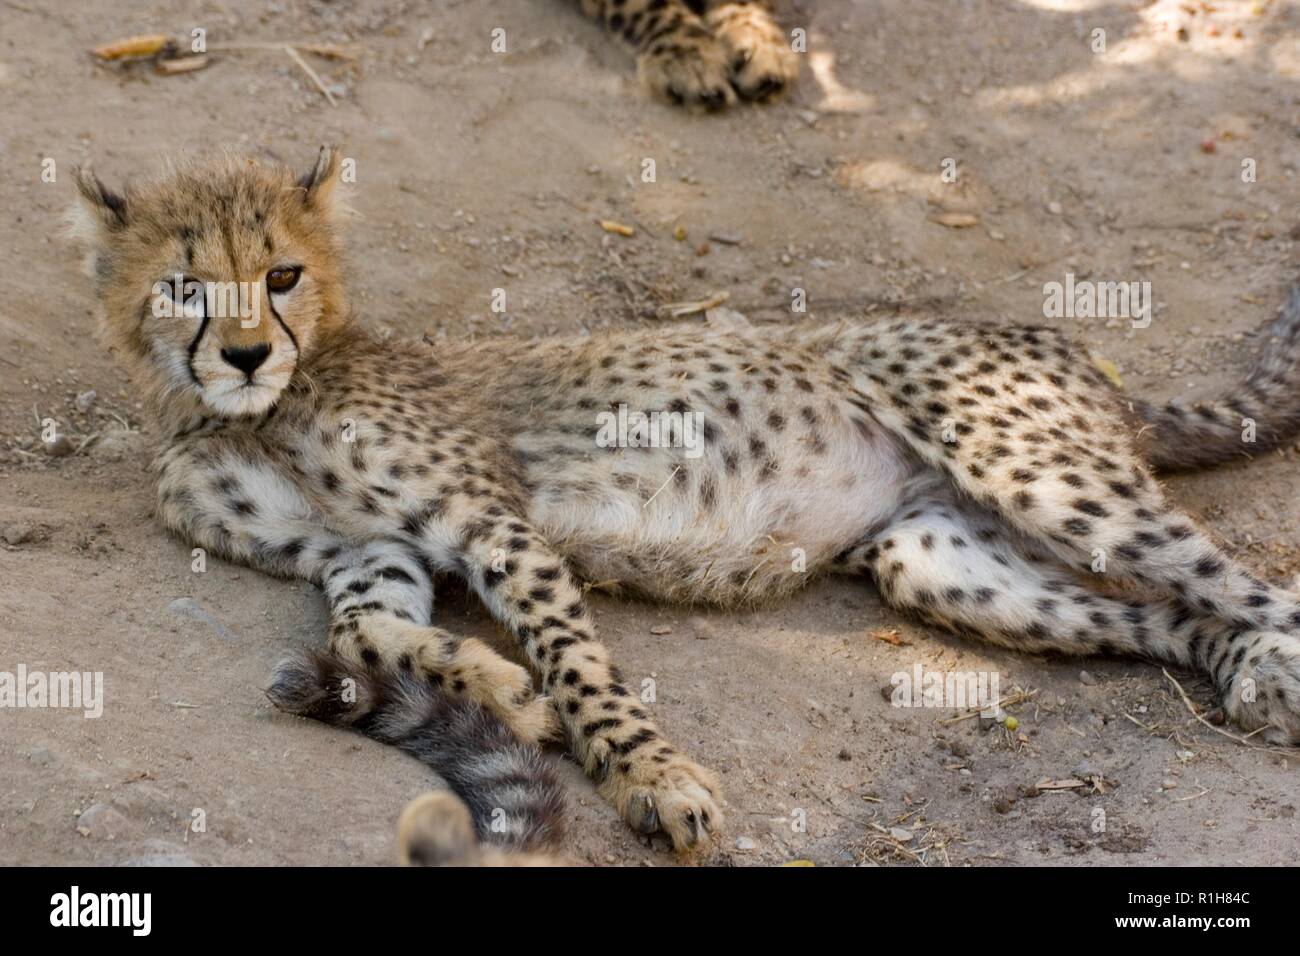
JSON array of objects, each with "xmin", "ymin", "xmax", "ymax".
[
  {"xmin": 928, "ymin": 212, "xmax": 980, "ymax": 229},
  {"xmin": 1091, "ymin": 355, "xmax": 1123, "ymax": 387},
  {"xmin": 93, "ymin": 34, "xmax": 172, "ymax": 60},
  {"xmin": 155, "ymin": 57, "xmax": 209, "ymax": 75},
  {"xmin": 869, "ymin": 627, "xmax": 911, "ymax": 647}
]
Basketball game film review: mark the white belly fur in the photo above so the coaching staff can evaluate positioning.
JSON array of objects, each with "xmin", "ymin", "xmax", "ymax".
[{"xmin": 526, "ymin": 408, "xmax": 917, "ymax": 605}]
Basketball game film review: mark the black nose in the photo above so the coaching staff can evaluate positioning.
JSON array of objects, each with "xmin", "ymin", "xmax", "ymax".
[{"xmin": 220, "ymin": 344, "xmax": 271, "ymax": 376}]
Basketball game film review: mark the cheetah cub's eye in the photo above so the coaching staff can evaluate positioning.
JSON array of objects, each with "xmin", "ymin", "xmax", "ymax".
[
  {"xmin": 157, "ymin": 275, "xmax": 206, "ymax": 320},
  {"xmin": 266, "ymin": 266, "xmax": 302, "ymax": 294}
]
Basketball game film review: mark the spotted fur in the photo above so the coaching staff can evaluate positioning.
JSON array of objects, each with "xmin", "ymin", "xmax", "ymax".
[
  {"xmin": 73, "ymin": 151, "xmax": 1300, "ymax": 860},
  {"xmin": 573, "ymin": 0, "xmax": 798, "ymax": 107}
]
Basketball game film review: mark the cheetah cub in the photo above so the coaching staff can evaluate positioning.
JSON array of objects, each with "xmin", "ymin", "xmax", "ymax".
[{"xmin": 74, "ymin": 149, "xmax": 1300, "ymax": 855}]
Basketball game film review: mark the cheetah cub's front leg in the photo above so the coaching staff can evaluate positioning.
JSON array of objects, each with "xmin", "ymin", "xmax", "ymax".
[
  {"xmin": 155, "ymin": 445, "xmax": 559, "ymax": 745},
  {"xmin": 452, "ymin": 510, "xmax": 723, "ymax": 849}
]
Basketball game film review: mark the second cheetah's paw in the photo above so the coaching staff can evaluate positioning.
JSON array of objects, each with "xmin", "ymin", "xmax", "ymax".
[
  {"xmin": 707, "ymin": 2, "xmax": 799, "ymax": 101},
  {"xmin": 592, "ymin": 741, "xmax": 723, "ymax": 850},
  {"xmin": 637, "ymin": 31, "xmax": 735, "ymax": 110}
]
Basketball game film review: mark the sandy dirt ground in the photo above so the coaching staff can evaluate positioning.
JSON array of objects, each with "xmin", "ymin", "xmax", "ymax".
[{"xmin": 2, "ymin": 0, "xmax": 1299, "ymax": 867}]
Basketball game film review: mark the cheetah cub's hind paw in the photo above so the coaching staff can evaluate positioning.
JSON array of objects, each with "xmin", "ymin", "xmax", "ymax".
[
  {"xmin": 1221, "ymin": 632, "xmax": 1300, "ymax": 746},
  {"xmin": 593, "ymin": 743, "xmax": 723, "ymax": 850},
  {"xmin": 637, "ymin": 27, "xmax": 736, "ymax": 110},
  {"xmin": 707, "ymin": 2, "xmax": 798, "ymax": 101}
]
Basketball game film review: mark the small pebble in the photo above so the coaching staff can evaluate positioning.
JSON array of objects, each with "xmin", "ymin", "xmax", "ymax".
[
  {"xmin": 1, "ymin": 521, "xmax": 37, "ymax": 546},
  {"xmin": 690, "ymin": 617, "xmax": 715, "ymax": 640},
  {"xmin": 167, "ymin": 598, "xmax": 236, "ymax": 642},
  {"xmin": 43, "ymin": 435, "xmax": 74, "ymax": 458},
  {"xmin": 1078, "ymin": 669, "xmax": 1098, "ymax": 686},
  {"xmin": 735, "ymin": 836, "xmax": 757, "ymax": 851},
  {"xmin": 76, "ymin": 802, "xmax": 130, "ymax": 840},
  {"xmin": 121, "ymin": 847, "xmax": 200, "ymax": 867}
]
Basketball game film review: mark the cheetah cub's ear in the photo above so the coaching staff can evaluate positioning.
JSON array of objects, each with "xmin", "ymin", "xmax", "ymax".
[
  {"xmin": 68, "ymin": 163, "xmax": 129, "ymax": 274},
  {"xmin": 296, "ymin": 145, "xmax": 349, "ymax": 220}
]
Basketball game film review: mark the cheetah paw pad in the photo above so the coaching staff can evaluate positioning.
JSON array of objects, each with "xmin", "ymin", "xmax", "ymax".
[{"xmin": 597, "ymin": 747, "xmax": 723, "ymax": 850}]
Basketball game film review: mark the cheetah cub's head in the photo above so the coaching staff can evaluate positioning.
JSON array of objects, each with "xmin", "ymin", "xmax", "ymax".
[{"xmin": 71, "ymin": 148, "xmax": 347, "ymax": 419}]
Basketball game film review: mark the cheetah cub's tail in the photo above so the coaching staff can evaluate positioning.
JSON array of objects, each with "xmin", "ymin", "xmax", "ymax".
[
  {"xmin": 266, "ymin": 650, "xmax": 567, "ymax": 862},
  {"xmin": 1133, "ymin": 285, "xmax": 1300, "ymax": 472}
]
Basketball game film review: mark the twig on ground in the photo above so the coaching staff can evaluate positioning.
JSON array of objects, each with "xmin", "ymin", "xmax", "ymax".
[
  {"xmin": 936, "ymin": 688, "xmax": 1037, "ymax": 725},
  {"xmin": 285, "ymin": 45, "xmax": 336, "ymax": 106},
  {"xmin": 209, "ymin": 41, "xmax": 355, "ymax": 60},
  {"xmin": 656, "ymin": 291, "xmax": 729, "ymax": 319}
]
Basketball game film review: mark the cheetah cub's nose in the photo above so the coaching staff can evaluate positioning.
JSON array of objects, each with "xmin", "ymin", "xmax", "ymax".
[{"xmin": 220, "ymin": 343, "xmax": 271, "ymax": 376}]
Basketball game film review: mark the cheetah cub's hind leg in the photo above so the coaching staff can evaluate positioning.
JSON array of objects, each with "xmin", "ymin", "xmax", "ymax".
[
  {"xmin": 831, "ymin": 313, "xmax": 1300, "ymax": 743},
  {"xmin": 842, "ymin": 490, "xmax": 1300, "ymax": 744},
  {"xmin": 706, "ymin": 1, "xmax": 799, "ymax": 100}
]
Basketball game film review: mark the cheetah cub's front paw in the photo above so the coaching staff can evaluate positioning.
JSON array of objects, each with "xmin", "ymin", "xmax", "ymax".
[
  {"xmin": 637, "ymin": 29, "xmax": 735, "ymax": 110},
  {"xmin": 1220, "ymin": 632, "xmax": 1300, "ymax": 746},
  {"xmin": 592, "ymin": 741, "xmax": 723, "ymax": 850},
  {"xmin": 707, "ymin": 2, "xmax": 798, "ymax": 101},
  {"xmin": 453, "ymin": 638, "xmax": 563, "ymax": 747}
]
